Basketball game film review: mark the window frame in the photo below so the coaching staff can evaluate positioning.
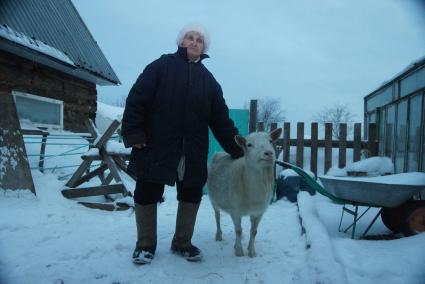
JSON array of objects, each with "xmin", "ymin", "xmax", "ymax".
[{"xmin": 12, "ymin": 91, "xmax": 64, "ymax": 129}]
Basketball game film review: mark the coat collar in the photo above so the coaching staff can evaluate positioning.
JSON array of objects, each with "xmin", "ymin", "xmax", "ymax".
[{"xmin": 175, "ymin": 46, "xmax": 209, "ymax": 62}]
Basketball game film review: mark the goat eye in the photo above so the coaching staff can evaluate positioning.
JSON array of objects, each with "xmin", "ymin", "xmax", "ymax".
[{"xmin": 247, "ymin": 143, "xmax": 253, "ymax": 147}]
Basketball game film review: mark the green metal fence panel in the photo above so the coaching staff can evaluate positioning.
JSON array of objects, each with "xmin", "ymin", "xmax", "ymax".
[
  {"xmin": 204, "ymin": 109, "xmax": 249, "ymax": 194},
  {"xmin": 208, "ymin": 109, "xmax": 249, "ymax": 161}
]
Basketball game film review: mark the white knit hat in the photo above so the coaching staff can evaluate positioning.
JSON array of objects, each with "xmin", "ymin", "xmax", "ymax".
[{"xmin": 176, "ymin": 23, "xmax": 210, "ymax": 53}]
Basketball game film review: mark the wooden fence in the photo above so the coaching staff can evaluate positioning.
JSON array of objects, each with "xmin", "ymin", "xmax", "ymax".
[
  {"xmin": 248, "ymin": 100, "xmax": 377, "ymax": 176},
  {"xmin": 274, "ymin": 122, "xmax": 377, "ymax": 176}
]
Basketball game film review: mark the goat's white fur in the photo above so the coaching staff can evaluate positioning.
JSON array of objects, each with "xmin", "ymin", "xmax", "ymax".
[{"xmin": 207, "ymin": 128, "xmax": 282, "ymax": 257}]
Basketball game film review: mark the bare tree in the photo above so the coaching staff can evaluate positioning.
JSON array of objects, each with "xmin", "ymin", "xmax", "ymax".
[
  {"xmin": 313, "ymin": 103, "xmax": 356, "ymax": 139},
  {"xmin": 244, "ymin": 97, "xmax": 286, "ymax": 131},
  {"xmin": 257, "ymin": 97, "xmax": 286, "ymax": 130}
]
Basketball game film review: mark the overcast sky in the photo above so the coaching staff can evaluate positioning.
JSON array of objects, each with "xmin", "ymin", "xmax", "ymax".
[{"xmin": 72, "ymin": 0, "xmax": 425, "ymax": 125}]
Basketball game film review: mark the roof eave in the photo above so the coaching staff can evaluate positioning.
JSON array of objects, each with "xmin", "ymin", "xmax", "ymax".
[
  {"xmin": 364, "ymin": 56, "xmax": 425, "ymax": 100},
  {"xmin": 0, "ymin": 39, "xmax": 120, "ymax": 86}
]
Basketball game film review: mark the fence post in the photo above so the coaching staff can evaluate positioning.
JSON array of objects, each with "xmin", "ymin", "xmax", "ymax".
[
  {"xmin": 270, "ymin": 122, "xmax": 277, "ymax": 131},
  {"xmin": 283, "ymin": 122, "xmax": 290, "ymax": 162},
  {"xmin": 249, "ymin": 100, "xmax": 257, "ymax": 133},
  {"xmin": 367, "ymin": 123, "xmax": 377, "ymax": 157},
  {"xmin": 257, "ymin": 122, "xmax": 265, "ymax": 132},
  {"xmin": 324, "ymin": 123, "xmax": 333, "ymax": 174},
  {"xmin": 338, "ymin": 123, "xmax": 347, "ymax": 168},
  {"xmin": 353, "ymin": 123, "xmax": 361, "ymax": 162},
  {"xmin": 39, "ymin": 132, "xmax": 48, "ymax": 173},
  {"xmin": 296, "ymin": 122, "xmax": 304, "ymax": 168},
  {"xmin": 310, "ymin": 122, "xmax": 318, "ymax": 177}
]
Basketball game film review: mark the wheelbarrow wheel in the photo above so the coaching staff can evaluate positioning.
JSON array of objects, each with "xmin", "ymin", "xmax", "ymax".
[
  {"xmin": 381, "ymin": 206, "xmax": 404, "ymax": 233},
  {"xmin": 400, "ymin": 200, "xmax": 425, "ymax": 236}
]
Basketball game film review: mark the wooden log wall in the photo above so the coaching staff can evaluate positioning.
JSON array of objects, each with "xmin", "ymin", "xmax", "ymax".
[{"xmin": 0, "ymin": 51, "xmax": 97, "ymax": 132}]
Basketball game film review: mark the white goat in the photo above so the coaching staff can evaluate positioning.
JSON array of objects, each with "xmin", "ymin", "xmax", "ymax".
[{"xmin": 207, "ymin": 128, "xmax": 282, "ymax": 257}]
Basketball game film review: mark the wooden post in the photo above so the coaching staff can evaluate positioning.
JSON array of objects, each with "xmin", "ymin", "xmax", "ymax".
[
  {"xmin": 310, "ymin": 122, "xmax": 318, "ymax": 177},
  {"xmin": 353, "ymin": 123, "xmax": 361, "ymax": 162},
  {"xmin": 249, "ymin": 100, "xmax": 257, "ymax": 133},
  {"xmin": 338, "ymin": 123, "xmax": 347, "ymax": 168},
  {"xmin": 270, "ymin": 122, "xmax": 277, "ymax": 131},
  {"xmin": 367, "ymin": 123, "xmax": 377, "ymax": 157},
  {"xmin": 324, "ymin": 123, "xmax": 333, "ymax": 174},
  {"xmin": 296, "ymin": 122, "xmax": 304, "ymax": 167},
  {"xmin": 257, "ymin": 122, "xmax": 265, "ymax": 132},
  {"xmin": 38, "ymin": 132, "xmax": 48, "ymax": 173},
  {"xmin": 0, "ymin": 91, "xmax": 35, "ymax": 194},
  {"xmin": 283, "ymin": 122, "xmax": 290, "ymax": 162}
]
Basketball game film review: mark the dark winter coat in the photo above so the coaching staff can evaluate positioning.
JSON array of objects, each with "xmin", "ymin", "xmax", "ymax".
[{"xmin": 121, "ymin": 47, "xmax": 243, "ymax": 187}]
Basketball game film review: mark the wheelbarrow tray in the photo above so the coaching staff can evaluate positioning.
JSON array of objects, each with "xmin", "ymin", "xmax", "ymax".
[{"xmin": 319, "ymin": 173, "xmax": 425, "ymax": 208}]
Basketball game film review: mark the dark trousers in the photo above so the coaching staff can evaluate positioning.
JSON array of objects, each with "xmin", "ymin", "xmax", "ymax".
[{"xmin": 134, "ymin": 180, "xmax": 203, "ymax": 205}]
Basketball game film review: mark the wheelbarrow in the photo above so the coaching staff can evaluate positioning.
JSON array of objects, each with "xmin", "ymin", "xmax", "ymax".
[{"xmin": 276, "ymin": 161, "xmax": 425, "ymax": 239}]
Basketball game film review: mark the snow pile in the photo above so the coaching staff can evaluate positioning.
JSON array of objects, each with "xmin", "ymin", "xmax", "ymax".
[
  {"xmin": 333, "ymin": 235, "xmax": 425, "ymax": 283},
  {"xmin": 279, "ymin": 168, "xmax": 299, "ymax": 178},
  {"xmin": 327, "ymin": 156, "xmax": 394, "ymax": 177},
  {"xmin": 297, "ymin": 192, "xmax": 348, "ymax": 283},
  {"xmin": 0, "ymin": 24, "xmax": 74, "ymax": 66},
  {"xmin": 95, "ymin": 102, "xmax": 124, "ymax": 133},
  {"xmin": 106, "ymin": 140, "xmax": 131, "ymax": 155},
  {"xmin": 327, "ymin": 172, "xmax": 425, "ymax": 186}
]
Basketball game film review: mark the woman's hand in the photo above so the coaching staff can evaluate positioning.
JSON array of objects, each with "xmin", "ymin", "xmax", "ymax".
[{"xmin": 133, "ymin": 143, "xmax": 146, "ymax": 149}]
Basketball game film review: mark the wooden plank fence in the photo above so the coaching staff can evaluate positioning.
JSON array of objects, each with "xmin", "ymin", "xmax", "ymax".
[
  {"xmin": 248, "ymin": 99, "xmax": 378, "ymax": 176},
  {"xmin": 276, "ymin": 122, "xmax": 378, "ymax": 176}
]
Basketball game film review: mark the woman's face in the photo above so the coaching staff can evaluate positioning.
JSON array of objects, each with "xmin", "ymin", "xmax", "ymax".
[{"xmin": 181, "ymin": 31, "xmax": 204, "ymax": 61}]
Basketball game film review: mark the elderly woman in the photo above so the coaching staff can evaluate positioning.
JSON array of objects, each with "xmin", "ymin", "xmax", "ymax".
[{"xmin": 122, "ymin": 23, "xmax": 243, "ymax": 265}]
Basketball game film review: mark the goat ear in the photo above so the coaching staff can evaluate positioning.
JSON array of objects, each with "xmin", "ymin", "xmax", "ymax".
[
  {"xmin": 234, "ymin": 135, "xmax": 246, "ymax": 148},
  {"xmin": 270, "ymin": 128, "xmax": 282, "ymax": 142}
]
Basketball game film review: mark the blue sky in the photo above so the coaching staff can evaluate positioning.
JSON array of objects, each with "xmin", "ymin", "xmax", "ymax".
[{"xmin": 72, "ymin": 0, "xmax": 425, "ymax": 124}]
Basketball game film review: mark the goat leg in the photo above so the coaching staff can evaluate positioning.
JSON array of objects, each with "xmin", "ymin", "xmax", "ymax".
[
  {"xmin": 248, "ymin": 214, "xmax": 262, "ymax": 257},
  {"xmin": 231, "ymin": 214, "xmax": 244, "ymax": 256},
  {"xmin": 214, "ymin": 207, "xmax": 223, "ymax": 241}
]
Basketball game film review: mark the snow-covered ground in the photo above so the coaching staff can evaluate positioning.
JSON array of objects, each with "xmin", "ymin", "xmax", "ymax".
[
  {"xmin": 1, "ymin": 105, "xmax": 425, "ymax": 283},
  {"xmin": 2, "ymin": 166, "xmax": 425, "ymax": 284}
]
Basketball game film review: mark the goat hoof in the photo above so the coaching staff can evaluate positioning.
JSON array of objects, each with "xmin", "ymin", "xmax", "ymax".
[
  {"xmin": 234, "ymin": 248, "xmax": 244, "ymax": 257},
  {"xmin": 248, "ymin": 250, "xmax": 256, "ymax": 258},
  {"xmin": 215, "ymin": 234, "xmax": 223, "ymax": 241}
]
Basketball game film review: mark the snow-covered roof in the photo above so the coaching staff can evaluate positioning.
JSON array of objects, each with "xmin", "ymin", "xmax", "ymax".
[
  {"xmin": 0, "ymin": 0, "xmax": 120, "ymax": 86},
  {"xmin": 0, "ymin": 25, "xmax": 74, "ymax": 66}
]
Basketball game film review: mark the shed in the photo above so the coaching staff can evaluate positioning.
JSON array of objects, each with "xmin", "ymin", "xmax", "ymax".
[{"xmin": 0, "ymin": 0, "xmax": 120, "ymax": 132}]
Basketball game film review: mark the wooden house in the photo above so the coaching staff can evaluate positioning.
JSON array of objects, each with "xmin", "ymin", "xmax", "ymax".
[{"xmin": 0, "ymin": 0, "xmax": 120, "ymax": 132}]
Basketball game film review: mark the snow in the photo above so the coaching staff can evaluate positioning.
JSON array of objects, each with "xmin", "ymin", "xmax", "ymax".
[
  {"xmin": 0, "ymin": 24, "xmax": 74, "ymax": 66},
  {"xmin": 322, "ymin": 172, "xmax": 425, "ymax": 186},
  {"xmin": 95, "ymin": 102, "xmax": 124, "ymax": 133},
  {"xmin": 1, "ymin": 106, "xmax": 425, "ymax": 283},
  {"xmin": 3, "ymin": 168, "xmax": 423, "ymax": 283},
  {"xmin": 106, "ymin": 140, "xmax": 131, "ymax": 155},
  {"xmin": 327, "ymin": 156, "xmax": 394, "ymax": 177}
]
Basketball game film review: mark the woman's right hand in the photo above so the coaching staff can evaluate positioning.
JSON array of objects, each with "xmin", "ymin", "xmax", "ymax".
[{"xmin": 133, "ymin": 143, "xmax": 146, "ymax": 149}]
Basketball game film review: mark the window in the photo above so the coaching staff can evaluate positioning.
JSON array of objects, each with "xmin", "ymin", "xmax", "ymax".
[
  {"xmin": 12, "ymin": 91, "xmax": 63, "ymax": 129},
  {"xmin": 366, "ymin": 85, "xmax": 393, "ymax": 112},
  {"xmin": 407, "ymin": 94, "xmax": 422, "ymax": 171},
  {"xmin": 378, "ymin": 108, "xmax": 386, "ymax": 156},
  {"xmin": 422, "ymin": 95, "xmax": 425, "ymax": 171},
  {"xmin": 395, "ymin": 100, "xmax": 408, "ymax": 173},
  {"xmin": 400, "ymin": 66, "xmax": 425, "ymax": 98},
  {"xmin": 385, "ymin": 105, "xmax": 396, "ymax": 159}
]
